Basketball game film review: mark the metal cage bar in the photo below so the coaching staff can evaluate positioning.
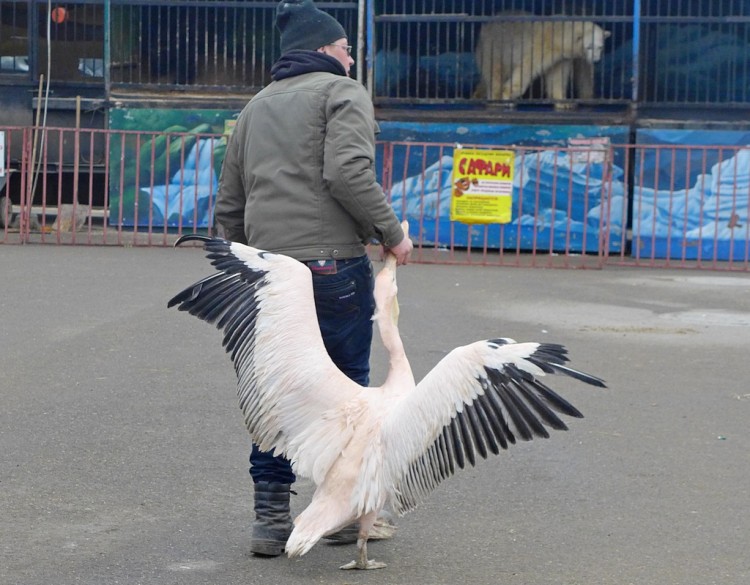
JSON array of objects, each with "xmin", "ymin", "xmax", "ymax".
[{"xmin": 3, "ymin": 1, "xmax": 750, "ymax": 109}]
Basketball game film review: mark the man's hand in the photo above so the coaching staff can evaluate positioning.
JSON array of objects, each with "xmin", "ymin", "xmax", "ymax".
[{"xmin": 386, "ymin": 237, "xmax": 413, "ymax": 266}]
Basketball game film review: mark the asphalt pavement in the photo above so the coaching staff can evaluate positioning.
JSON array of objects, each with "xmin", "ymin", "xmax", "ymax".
[{"xmin": 1, "ymin": 244, "xmax": 749, "ymax": 585}]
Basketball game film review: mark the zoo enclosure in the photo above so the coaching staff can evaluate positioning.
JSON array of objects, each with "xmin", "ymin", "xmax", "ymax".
[
  {"xmin": 372, "ymin": 0, "xmax": 750, "ymax": 108},
  {"xmin": 1, "ymin": 1, "xmax": 750, "ymax": 109},
  {"xmin": 2, "ymin": 2, "xmax": 750, "ymax": 272}
]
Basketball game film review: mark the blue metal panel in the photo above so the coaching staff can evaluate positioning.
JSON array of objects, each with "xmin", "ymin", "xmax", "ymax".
[{"xmin": 632, "ymin": 0, "xmax": 640, "ymax": 103}]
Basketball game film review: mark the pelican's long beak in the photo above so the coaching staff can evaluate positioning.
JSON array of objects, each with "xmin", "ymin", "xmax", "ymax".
[
  {"xmin": 384, "ymin": 252, "xmax": 399, "ymax": 325},
  {"xmin": 390, "ymin": 295, "xmax": 400, "ymax": 327}
]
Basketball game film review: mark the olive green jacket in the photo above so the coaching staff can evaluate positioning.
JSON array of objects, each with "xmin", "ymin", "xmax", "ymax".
[{"xmin": 215, "ymin": 71, "xmax": 404, "ymax": 261}]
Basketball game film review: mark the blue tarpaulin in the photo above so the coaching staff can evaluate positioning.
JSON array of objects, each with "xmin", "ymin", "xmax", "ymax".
[
  {"xmin": 633, "ymin": 129, "xmax": 750, "ymax": 260},
  {"xmin": 388, "ymin": 150, "xmax": 624, "ymax": 253},
  {"xmin": 143, "ymin": 138, "xmax": 218, "ymax": 228}
]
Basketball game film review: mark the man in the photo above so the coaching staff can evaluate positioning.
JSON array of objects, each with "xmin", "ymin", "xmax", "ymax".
[{"xmin": 214, "ymin": 0, "xmax": 413, "ymax": 557}]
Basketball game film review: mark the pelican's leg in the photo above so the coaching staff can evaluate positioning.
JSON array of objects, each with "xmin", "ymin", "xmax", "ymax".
[
  {"xmin": 339, "ymin": 512, "xmax": 386, "ymax": 570},
  {"xmin": 339, "ymin": 537, "xmax": 386, "ymax": 570}
]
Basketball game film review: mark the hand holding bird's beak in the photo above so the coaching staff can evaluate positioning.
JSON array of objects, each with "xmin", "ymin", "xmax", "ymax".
[
  {"xmin": 385, "ymin": 237, "xmax": 413, "ymax": 266},
  {"xmin": 383, "ymin": 221, "xmax": 412, "ymax": 266}
]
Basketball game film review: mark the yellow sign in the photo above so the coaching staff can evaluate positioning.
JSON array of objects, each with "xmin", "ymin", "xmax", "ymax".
[
  {"xmin": 450, "ymin": 148, "xmax": 514, "ymax": 224},
  {"xmin": 223, "ymin": 119, "xmax": 237, "ymax": 136}
]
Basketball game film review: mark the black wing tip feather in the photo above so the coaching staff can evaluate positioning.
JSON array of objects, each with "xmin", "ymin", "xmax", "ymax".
[
  {"xmin": 166, "ymin": 288, "xmax": 190, "ymax": 309},
  {"xmin": 174, "ymin": 234, "xmax": 232, "ymax": 249},
  {"xmin": 167, "ymin": 276, "xmax": 210, "ymax": 308},
  {"xmin": 528, "ymin": 343, "xmax": 607, "ymax": 389},
  {"xmin": 548, "ymin": 362, "xmax": 607, "ymax": 389},
  {"xmin": 175, "ymin": 233, "xmax": 213, "ymax": 247},
  {"xmin": 395, "ymin": 339, "xmax": 605, "ymax": 514},
  {"xmin": 477, "ymin": 338, "xmax": 607, "ymax": 443},
  {"xmin": 168, "ymin": 235, "xmax": 269, "ymax": 326}
]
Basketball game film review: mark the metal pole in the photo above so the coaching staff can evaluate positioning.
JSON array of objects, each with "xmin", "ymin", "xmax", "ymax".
[
  {"xmin": 631, "ymin": 0, "xmax": 641, "ymax": 106},
  {"xmin": 357, "ymin": 0, "xmax": 364, "ymax": 84},
  {"xmin": 365, "ymin": 0, "xmax": 374, "ymax": 97},
  {"xmin": 104, "ymin": 0, "xmax": 111, "ymax": 99}
]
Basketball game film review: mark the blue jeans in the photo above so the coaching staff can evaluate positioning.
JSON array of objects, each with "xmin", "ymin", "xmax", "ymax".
[{"xmin": 249, "ymin": 255, "xmax": 375, "ymax": 484}]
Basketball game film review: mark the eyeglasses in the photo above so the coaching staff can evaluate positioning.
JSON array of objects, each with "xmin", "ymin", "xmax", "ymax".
[{"xmin": 328, "ymin": 43, "xmax": 352, "ymax": 56}]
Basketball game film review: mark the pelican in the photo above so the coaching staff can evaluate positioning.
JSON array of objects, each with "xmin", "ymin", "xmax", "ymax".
[{"xmin": 168, "ymin": 232, "xmax": 606, "ymax": 570}]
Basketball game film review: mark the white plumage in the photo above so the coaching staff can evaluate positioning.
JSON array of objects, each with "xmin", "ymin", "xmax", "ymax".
[{"xmin": 169, "ymin": 234, "xmax": 606, "ymax": 570}]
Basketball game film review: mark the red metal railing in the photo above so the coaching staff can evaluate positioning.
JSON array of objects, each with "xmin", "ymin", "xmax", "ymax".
[
  {"xmin": 1, "ymin": 126, "xmax": 748, "ymax": 272},
  {"xmin": 379, "ymin": 140, "xmax": 614, "ymax": 269},
  {"xmin": 1, "ymin": 125, "xmax": 221, "ymax": 246},
  {"xmin": 615, "ymin": 144, "xmax": 750, "ymax": 271}
]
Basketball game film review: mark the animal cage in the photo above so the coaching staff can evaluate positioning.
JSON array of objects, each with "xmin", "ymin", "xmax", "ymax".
[
  {"xmin": 371, "ymin": 0, "xmax": 750, "ymax": 111},
  {"xmin": 0, "ymin": 0, "xmax": 104, "ymax": 83},
  {"xmin": 107, "ymin": 0, "xmax": 357, "ymax": 90},
  {"xmin": 0, "ymin": 0, "xmax": 359, "ymax": 92},
  {"xmin": 637, "ymin": 1, "xmax": 750, "ymax": 106},
  {"xmin": 1, "ymin": 1, "xmax": 749, "ymax": 108},
  {"xmin": 371, "ymin": 0, "xmax": 632, "ymax": 106}
]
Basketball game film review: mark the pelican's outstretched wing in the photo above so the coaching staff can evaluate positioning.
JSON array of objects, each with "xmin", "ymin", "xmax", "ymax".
[
  {"xmin": 380, "ymin": 338, "xmax": 605, "ymax": 514},
  {"xmin": 168, "ymin": 236, "xmax": 364, "ymax": 482}
]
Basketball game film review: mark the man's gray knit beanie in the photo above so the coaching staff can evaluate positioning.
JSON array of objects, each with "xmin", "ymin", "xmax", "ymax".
[{"xmin": 276, "ymin": 0, "xmax": 347, "ymax": 54}]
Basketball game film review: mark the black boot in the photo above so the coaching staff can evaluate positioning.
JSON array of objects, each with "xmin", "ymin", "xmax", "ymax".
[{"xmin": 251, "ymin": 482, "xmax": 293, "ymax": 556}]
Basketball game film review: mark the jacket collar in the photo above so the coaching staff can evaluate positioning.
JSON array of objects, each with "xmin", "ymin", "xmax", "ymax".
[{"xmin": 271, "ymin": 50, "xmax": 347, "ymax": 81}]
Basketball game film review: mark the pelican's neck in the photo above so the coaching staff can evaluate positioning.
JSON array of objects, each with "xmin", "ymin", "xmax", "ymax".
[
  {"xmin": 376, "ymin": 301, "xmax": 415, "ymax": 389},
  {"xmin": 374, "ymin": 251, "xmax": 415, "ymax": 390}
]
